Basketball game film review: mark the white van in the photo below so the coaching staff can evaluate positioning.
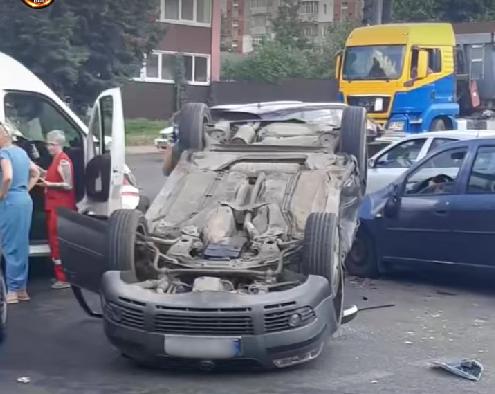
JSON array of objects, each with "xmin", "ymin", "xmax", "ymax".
[{"xmin": 0, "ymin": 52, "xmax": 145, "ymax": 258}]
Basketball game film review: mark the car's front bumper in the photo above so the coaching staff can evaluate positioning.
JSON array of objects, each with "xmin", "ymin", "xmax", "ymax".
[{"xmin": 100, "ymin": 271, "xmax": 337, "ymax": 368}]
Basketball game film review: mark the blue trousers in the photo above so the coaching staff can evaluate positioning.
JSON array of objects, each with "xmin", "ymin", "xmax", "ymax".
[{"xmin": 0, "ymin": 192, "xmax": 33, "ymax": 292}]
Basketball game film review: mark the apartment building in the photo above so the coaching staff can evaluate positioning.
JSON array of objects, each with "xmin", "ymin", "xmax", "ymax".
[
  {"xmin": 222, "ymin": 0, "xmax": 361, "ymax": 53},
  {"xmin": 124, "ymin": 0, "xmax": 221, "ymax": 119},
  {"xmin": 334, "ymin": 0, "xmax": 363, "ymax": 22}
]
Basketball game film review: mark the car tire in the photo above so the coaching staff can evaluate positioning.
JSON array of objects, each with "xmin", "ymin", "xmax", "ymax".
[
  {"xmin": 340, "ymin": 106, "xmax": 368, "ymax": 191},
  {"xmin": 0, "ymin": 273, "xmax": 6, "ymax": 342},
  {"xmin": 107, "ymin": 210, "xmax": 154, "ymax": 281},
  {"xmin": 136, "ymin": 195, "xmax": 150, "ymax": 213},
  {"xmin": 177, "ymin": 103, "xmax": 211, "ymax": 153},
  {"xmin": 345, "ymin": 229, "xmax": 379, "ymax": 278},
  {"xmin": 430, "ymin": 118, "xmax": 447, "ymax": 131},
  {"xmin": 303, "ymin": 212, "xmax": 341, "ymax": 293}
]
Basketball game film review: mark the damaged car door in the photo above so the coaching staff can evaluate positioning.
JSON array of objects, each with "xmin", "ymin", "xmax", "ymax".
[{"xmin": 58, "ymin": 88, "xmax": 126, "ymax": 294}]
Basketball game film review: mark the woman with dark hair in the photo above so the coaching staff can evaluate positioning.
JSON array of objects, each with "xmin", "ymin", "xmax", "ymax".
[{"xmin": 0, "ymin": 121, "xmax": 40, "ymax": 304}]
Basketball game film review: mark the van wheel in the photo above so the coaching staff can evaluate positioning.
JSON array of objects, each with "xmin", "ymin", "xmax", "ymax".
[
  {"xmin": 303, "ymin": 213, "xmax": 340, "ymax": 292},
  {"xmin": 177, "ymin": 103, "xmax": 211, "ymax": 153},
  {"xmin": 340, "ymin": 106, "xmax": 368, "ymax": 191},
  {"xmin": 107, "ymin": 210, "xmax": 155, "ymax": 281},
  {"xmin": 345, "ymin": 230, "xmax": 379, "ymax": 278},
  {"xmin": 430, "ymin": 118, "xmax": 447, "ymax": 131}
]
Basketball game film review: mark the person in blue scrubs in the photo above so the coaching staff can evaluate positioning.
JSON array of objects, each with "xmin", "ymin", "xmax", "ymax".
[{"xmin": 0, "ymin": 121, "xmax": 40, "ymax": 304}]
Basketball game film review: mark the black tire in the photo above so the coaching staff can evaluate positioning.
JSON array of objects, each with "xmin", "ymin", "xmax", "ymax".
[
  {"xmin": 136, "ymin": 195, "xmax": 150, "ymax": 213},
  {"xmin": 303, "ymin": 213, "xmax": 341, "ymax": 294},
  {"xmin": 430, "ymin": 118, "xmax": 447, "ymax": 131},
  {"xmin": 177, "ymin": 103, "xmax": 211, "ymax": 153},
  {"xmin": 340, "ymin": 106, "xmax": 368, "ymax": 189},
  {"xmin": 107, "ymin": 210, "xmax": 153, "ymax": 281},
  {"xmin": 0, "ymin": 274, "xmax": 6, "ymax": 343},
  {"xmin": 345, "ymin": 229, "xmax": 379, "ymax": 278}
]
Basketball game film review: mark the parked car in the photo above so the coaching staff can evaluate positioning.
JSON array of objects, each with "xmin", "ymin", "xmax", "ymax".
[
  {"xmin": 0, "ymin": 270, "xmax": 6, "ymax": 342},
  {"xmin": 367, "ymin": 130, "xmax": 495, "ymax": 194},
  {"xmin": 57, "ymin": 102, "xmax": 368, "ymax": 369},
  {"xmin": 347, "ymin": 138, "xmax": 495, "ymax": 277},
  {"xmin": 0, "ymin": 52, "xmax": 147, "ymax": 259}
]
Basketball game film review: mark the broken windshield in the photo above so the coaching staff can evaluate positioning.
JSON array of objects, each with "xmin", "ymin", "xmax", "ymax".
[{"xmin": 343, "ymin": 45, "xmax": 405, "ymax": 81}]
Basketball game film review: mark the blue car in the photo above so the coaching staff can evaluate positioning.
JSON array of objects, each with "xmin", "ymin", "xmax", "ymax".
[{"xmin": 347, "ymin": 138, "xmax": 495, "ymax": 277}]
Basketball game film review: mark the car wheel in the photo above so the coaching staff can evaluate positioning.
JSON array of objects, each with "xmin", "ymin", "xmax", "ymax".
[
  {"xmin": 177, "ymin": 103, "xmax": 211, "ymax": 153},
  {"xmin": 340, "ymin": 106, "xmax": 368, "ymax": 191},
  {"xmin": 430, "ymin": 118, "xmax": 447, "ymax": 131},
  {"xmin": 108, "ymin": 210, "xmax": 155, "ymax": 281},
  {"xmin": 345, "ymin": 230, "xmax": 379, "ymax": 278},
  {"xmin": 0, "ymin": 273, "xmax": 6, "ymax": 342},
  {"xmin": 303, "ymin": 213, "xmax": 341, "ymax": 294}
]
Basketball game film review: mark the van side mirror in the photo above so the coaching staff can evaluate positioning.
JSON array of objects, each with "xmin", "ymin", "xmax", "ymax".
[
  {"xmin": 335, "ymin": 51, "xmax": 343, "ymax": 80},
  {"xmin": 368, "ymin": 158, "xmax": 376, "ymax": 168},
  {"xmin": 416, "ymin": 50, "xmax": 429, "ymax": 80}
]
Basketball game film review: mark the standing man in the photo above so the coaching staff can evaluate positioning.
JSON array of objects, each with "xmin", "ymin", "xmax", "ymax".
[{"xmin": 38, "ymin": 130, "xmax": 76, "ymax": 289}]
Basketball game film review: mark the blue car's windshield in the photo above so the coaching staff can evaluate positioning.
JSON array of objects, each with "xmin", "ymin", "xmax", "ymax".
[{"xmin": 343, "ymin": 45, "xmax": 405, "ymax": 81}]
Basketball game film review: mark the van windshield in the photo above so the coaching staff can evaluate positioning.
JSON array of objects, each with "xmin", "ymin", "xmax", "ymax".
[{"xmin": 343, "ymin": 45, "xmax": 405, "ymax": 81}]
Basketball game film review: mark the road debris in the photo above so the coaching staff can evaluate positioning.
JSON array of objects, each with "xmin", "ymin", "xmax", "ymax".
[
  {"xmin": 432, "ymin": 359, "xmax": 484, "ymax": 381},
  {"xmin": 404, "ymin": 341, "xmax": 413, "ymax": 345},
  {"xmin": 358, "ymin": 304, "xmax": 395, "ymax": 312},
  {"xmin": 17, "ymin": 377, "xmax": 31, "ymax": 384}
]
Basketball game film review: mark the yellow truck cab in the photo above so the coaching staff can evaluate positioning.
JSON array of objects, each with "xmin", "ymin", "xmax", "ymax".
[{"xmin": 337, "ymin": 23, "xmax": 458, "ymax": 132}]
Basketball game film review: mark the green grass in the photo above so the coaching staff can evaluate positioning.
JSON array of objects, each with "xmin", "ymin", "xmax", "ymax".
[{"xmin": 125, "ymin": 118, "xmax": 168, "ymax": 146}]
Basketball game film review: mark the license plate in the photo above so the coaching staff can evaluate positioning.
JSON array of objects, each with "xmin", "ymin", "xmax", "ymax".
[{"xmin": 164, "ymin": 335, "xmax": 241, "ymax": 359}]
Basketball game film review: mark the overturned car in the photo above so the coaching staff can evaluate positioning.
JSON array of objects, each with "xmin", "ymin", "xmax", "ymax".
[{"xmin": 58, "ymin": 102, "xmax": 367, "ymax": 369}]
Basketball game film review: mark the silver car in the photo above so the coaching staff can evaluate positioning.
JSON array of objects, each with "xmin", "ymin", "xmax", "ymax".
[{"xmin": 58, "ymin": 102, "xmax": 367, "ymax": 369}]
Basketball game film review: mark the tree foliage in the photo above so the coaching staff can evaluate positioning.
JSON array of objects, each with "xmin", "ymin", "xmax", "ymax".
[
  {"xmin": 0, "ymin": 0, "xmax": 164, "ymax": 114},
  {"xmin": 393, "ymin": 0, "xmax": 495, "ymax": 22},
  {"xmin": 222, "ymin": 21, "xmax": 357, "ymax": 82},
  {"xmin": 271, "ymin": 0, "xmax": 309, "ymax": 50}
]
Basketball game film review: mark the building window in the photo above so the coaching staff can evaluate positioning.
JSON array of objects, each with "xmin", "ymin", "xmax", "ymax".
[
  {"xmin": 250, "ymin": 0, "xmax": 268, "ymax": 7},
  {"xmin": 137, "ymin": 51, "xmax": 210, "ymax": 85},
  {"xmin": 300, "ymin": 1, "xmax": 319, "ymax": 14},
  {"xmin": 251, "ymin": 15, "xmax": 267, "ymax": 27},
  {"xmin": 323, "ymin": 4, "xmax": 327, "ymax": 14},
  {"xmin": 303, "ymin": 25, "xmax": 318, "ymax": 37},
  {"xmin": 161, "ymin": 0, "xmax": 211, "ymax": 25}
]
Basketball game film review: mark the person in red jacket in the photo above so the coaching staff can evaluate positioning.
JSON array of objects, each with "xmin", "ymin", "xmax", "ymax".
[{"xmin": 38, "ymin": 130, "xmax": 76, "ymax": 289}]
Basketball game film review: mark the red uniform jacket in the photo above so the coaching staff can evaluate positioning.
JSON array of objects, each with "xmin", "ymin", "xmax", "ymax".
[{"xmin": 45, "ymin": 152, "xmax": 76, "ymax": 211}]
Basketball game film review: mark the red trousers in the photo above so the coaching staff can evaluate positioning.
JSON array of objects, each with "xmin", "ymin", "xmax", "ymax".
[{"xmin": 46, "ymin": 209, "xmax": 66, "ymax": 282}]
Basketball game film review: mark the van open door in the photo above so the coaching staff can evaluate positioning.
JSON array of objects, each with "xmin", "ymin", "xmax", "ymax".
[
  {"xmin": 58, "ymin": 88, "xmax": 126, "ymax": 304},
  {"xmin": 81, "ymin": 87, "xmax": 126, "ymax": 217}
]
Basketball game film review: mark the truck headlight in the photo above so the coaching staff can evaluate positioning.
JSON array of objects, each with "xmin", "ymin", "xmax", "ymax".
[{"xmin": 388, "ymin": 120, "xmax": 405, "ymax": 131}]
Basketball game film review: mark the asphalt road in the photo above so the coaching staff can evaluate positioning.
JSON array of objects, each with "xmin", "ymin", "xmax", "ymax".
[{"xmin": 1, "ymin": 152, "xmax": 495, "ymax": 394}]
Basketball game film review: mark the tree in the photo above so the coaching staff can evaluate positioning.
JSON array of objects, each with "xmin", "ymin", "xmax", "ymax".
[
  {"xmin": 271, "ymin": 0, "xmax": 309, "ymax": 50},
  {"xmin": 393, "ymin": 0, "xmax": 495, "ymax": 22},
  {"xmin": 221, "ymin": 21, "xmax": 357, "ymax": 82},
  {"xmin": 0, "ymin": 0, "xmax": 164, "ymax": 115}
]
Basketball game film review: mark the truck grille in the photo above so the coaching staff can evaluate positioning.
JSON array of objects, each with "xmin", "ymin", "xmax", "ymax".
[
  {"xmin": 106, "ymin": 301, "xmax": 145, "ymax": 330},
  {"xmin": 347, "ymin": 96, "xmax": 390, "ymax": 114},
  {"xmin": 264, "ymin": 306, "xmax": 315, "ymax": 333},
  {"xmin": 154, "ymin": 312, "xmax": 254, "ymax": 335}
]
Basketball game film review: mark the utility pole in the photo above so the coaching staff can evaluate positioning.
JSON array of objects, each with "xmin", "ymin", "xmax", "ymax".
[{"xmin": 363, "ymin": 0, "xmax": 392, "ymax": 25}]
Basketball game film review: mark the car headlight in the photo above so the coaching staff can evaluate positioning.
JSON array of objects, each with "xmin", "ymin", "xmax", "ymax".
[{"xmin": 388, "ymin": 120, "xmax": 406, "ymax": 131}]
